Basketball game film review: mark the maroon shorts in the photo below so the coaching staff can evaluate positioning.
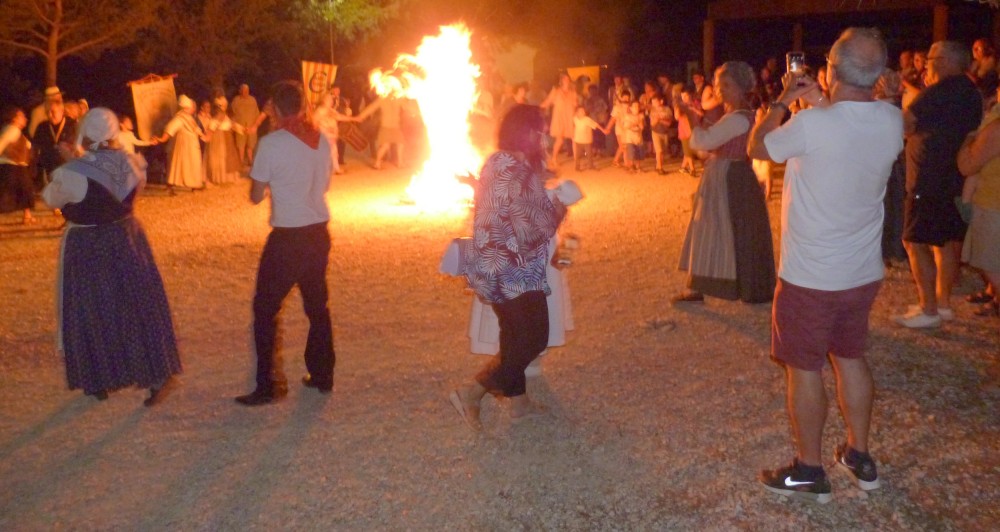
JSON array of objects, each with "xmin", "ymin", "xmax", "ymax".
[{"xmin": 771, "ymin": 278, "xmax": 881, "ymax": 371}]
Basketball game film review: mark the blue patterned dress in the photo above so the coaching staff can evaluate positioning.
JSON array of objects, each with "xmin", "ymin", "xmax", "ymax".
[{"xmin": 51, "ymin": 150, "xmax": 181, "ymax": 395}]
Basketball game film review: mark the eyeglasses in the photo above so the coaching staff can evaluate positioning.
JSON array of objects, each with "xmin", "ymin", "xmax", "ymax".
[{"xmin": 824, "ymin": 54, "xmax": 837, "ymax": 67}]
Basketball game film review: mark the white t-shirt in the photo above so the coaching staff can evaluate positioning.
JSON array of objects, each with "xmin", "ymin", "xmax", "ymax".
[
  {"xmin": 764, "ymin": 100, "xmax": 904, "ymax": 291},
  {"xmin": 573, "ymin": 116, "xmax": 600, "ymax": 144},
  {"xmin": 251, "ymin": 130, "xmax": 332, "ymax": 228}
]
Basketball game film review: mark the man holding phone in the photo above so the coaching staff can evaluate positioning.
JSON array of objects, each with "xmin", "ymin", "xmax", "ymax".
[{"xmin": 748, "ymin": 28, "xmax": 904, "ymax": 503}]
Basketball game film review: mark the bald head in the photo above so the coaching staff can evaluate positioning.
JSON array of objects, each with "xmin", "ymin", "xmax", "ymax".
[{"xmin": 829, "ymin": 27, "xmax": 887, "ymax": 89}]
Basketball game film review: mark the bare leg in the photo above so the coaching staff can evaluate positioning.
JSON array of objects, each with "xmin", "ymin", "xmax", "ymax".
[
  {"xmin": 787, "ymin": 367, "xmax": 827, "ymax": 466},
  {"xmin": 510, "ymin": 394, "xmax": 543, "ymax": 418},
  {"xmin": 457, "ymin": 381, "xmax": 486, "ymax": 428},
  {"xmin": 904, "ymin": 241, "xmax": 939, "ymax": 314},
  {"xmin": 934, "ymin": 242, "xmax": 960, "ymax": 311},
  {"xmin": 374, "ymin": 142, "xmax": 391, "ymax": 169},
  {"xmin": 829, "ymin": 356, "xmax": 874, "ymax": 453}
]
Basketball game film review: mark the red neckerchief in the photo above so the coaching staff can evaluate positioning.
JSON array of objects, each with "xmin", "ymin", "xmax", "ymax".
[{"xmin": 277, "ymin": 115, "xmax": 320, "ymax": 149}]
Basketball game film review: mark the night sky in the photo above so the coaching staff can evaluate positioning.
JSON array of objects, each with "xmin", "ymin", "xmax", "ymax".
[{"xmin": 1, "ymin": 0, "xmax": 995, "ymax": 113}]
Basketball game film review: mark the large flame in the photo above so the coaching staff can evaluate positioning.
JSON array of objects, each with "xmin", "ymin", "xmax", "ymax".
[{"xmin": 369, "ymin": 24, "xmax": 481, "ymax": 209}]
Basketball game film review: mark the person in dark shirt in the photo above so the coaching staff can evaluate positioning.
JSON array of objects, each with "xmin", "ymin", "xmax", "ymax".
[
  {"xmin": 31, "ymin": 96, "xmax": 77, "ymax": 192},
  {"xmin": 894, "ymin": 41, "xmax": 983, "ymax": 329}
]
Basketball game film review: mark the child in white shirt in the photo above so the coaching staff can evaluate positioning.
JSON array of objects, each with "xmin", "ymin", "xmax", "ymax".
[
  {"xmin": 572, "ymin": 106, "xmax": 601, "ymax": 171},
  {"xmin": 117, "ymin": 115, "xmax": 158, "ymax": 155}
]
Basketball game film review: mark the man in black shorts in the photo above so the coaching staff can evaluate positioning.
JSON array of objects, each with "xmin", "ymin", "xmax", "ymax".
[{"xmin": 895, "ymin": 41, "xmax": 982, "ymax": 328}]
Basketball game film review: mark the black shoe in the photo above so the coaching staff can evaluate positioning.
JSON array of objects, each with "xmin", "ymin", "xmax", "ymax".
[
  {"xmin": 759, "ymin": 459, "xmax": 832, "ymax": 504},
  {"xmin": 144, "ymin": 376, "xmax": 179, "ymax": 407},
  {"xmin": 834, "ymin": 443, "xmax": 881, "ymax": 490},
  {"xmin": 301, "ymin": 374, "xmax": 333, "ymax": 394},
  {"xmin": 670, "ymin": 292, "xmax": 704, "ymax": 305},
  {"xmin": 235, "ymin": 386, "xmax": 287, "ymax": 406},
  {"xmin": 91, "ymin": 390, "xmax": 109, "ymax": 401}
]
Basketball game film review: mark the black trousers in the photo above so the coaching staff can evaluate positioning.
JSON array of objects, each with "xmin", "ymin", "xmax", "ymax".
[
  {"xmin": 252, "ymin": 222, "xmax": 335, "ymax": 390},
  {"xmin": 476, "ymin": 290, "xmax": 549, "ymax": 397}
]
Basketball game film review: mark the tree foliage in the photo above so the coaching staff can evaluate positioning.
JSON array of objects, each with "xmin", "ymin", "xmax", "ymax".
[
  {"xmin": 140, "ymin": 0, "xmax": 394, "ymax": 97},
  {"xmin": 0, "ymin": 0, "xmax": 162, "ymax": 85}
]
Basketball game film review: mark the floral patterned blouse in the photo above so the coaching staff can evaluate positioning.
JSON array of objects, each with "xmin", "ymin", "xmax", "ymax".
[{"xmin": 464, "ymin": 151, "xmax": 560, "ymax": 304}]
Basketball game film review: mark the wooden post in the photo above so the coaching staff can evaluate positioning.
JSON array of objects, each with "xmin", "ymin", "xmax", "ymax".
[
  {"xmin": 793, "ymin": 21, "xmax": 803, "ymax": 52},
  {"xmin": 704, "ymin": 19, "xmax": 715, "ymax": 75},
  {"xmin": 933, "ymin": 3, "xmax": 948, "ymax": 42}
]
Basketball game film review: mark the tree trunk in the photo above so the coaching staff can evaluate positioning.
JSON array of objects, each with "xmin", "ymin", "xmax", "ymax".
[{"xmin": 46, "ymin": 0, "xmax": 64, "ymax": 87}]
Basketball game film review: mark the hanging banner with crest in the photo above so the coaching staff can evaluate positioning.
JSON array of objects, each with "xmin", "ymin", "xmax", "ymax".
[
  {"xmin": 301, "ymin": 61, "xmax": 338, "ymax": 107},
  {"xmin": 128, "ymin": 73, "xmax": 178, "ymax": 141}
]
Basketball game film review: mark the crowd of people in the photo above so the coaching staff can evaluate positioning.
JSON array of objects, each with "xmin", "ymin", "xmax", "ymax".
[{"xmin": 1, "ymin": 23, "xmax": 998, "ymax": 509}]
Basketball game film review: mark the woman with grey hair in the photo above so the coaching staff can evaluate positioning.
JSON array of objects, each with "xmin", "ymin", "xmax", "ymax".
[
  {"xmin": 43, "ymin": 108, "xmax": 182, "ymax": 405},
  {"xmin": 673, "ymin": 61, "xmax": 776, "ymax": 304}
]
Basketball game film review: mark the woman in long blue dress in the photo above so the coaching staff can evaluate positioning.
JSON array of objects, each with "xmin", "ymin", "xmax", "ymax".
[{"xmin": 43, "ymin": 108, "xmax": 181, "ymax": 405}]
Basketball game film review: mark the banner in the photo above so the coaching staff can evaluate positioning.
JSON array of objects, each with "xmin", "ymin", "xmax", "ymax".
[
  {"xmin": 129, "ymin": 75, "xmax": 177, "ymax": 141},
  {"xmin": 302, "ymin": 61, "xmax": 338, "ymax": 106},
  {"xmin": 567, "ymin": 66, "xmax": 600, "ymax": 92}
]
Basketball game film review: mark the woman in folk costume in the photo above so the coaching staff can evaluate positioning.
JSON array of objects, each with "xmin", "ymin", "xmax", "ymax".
[
  {"xmin": 673, "ymin": 61, "xmax": 776, "ymax": 304},
  {"xmin": 43, "ymin": 108, "xmax": 181, "ymax": 405},
  {"xmin": 157, "ymin": 95, "xmax": 206, "ymax": 191},
  {"xmin": 203, "ymin": 95, "xmax": 244, "ymax": 184}
]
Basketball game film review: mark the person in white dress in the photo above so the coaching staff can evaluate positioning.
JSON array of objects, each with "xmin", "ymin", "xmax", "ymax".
[{"xmin": 156, "ymin": 95, "xmax": 206, "ymax": 192}]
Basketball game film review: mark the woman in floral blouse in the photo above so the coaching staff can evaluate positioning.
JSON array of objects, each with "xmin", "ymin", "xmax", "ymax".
[{"xmin": 450, "ymin": 105, "xmax": 566, "ymax": 430}]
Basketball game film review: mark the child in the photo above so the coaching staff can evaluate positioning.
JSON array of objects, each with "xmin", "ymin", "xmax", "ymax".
[
  {"xmin": 648, "ymin": 96, "xmax": 674, "ymax": 175},
  {"xmin": 603, "ymin": 91, "xmax": 633, "ymax": 168},
  {"xmin": 572, "ymin": 105, "xmax": 601, "ymax": 171},
  {"xmin": 117, "ymin": 115, "xmax": 158, "ymax": 155},
  {"xmin": 621, "ymin": 101, "xmax": 644, "ymax": 173}
]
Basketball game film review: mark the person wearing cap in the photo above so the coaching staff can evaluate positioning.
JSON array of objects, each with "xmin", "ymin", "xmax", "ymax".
[
  {"xmin": 31, "ymin": 88, "xmax": 77, "ymax": 192},
  {"xmin": 28, "ymin": 86, "xmax": 63, "ymax": 138},
  {"xmin": 156, "ymin": 95, "xmax": 206, "ymax": 192},
  {"xmin": 42, "ymin": 108, "xmax": 182, "ymax": 406}
]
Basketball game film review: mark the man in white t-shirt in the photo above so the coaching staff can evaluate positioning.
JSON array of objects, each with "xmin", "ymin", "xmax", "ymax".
[
  {"xmin": 236, "ymin": 81, "xmax": 335, "ymax": 406},
  {"xmin": 747, "ymin": 27, "xmax": 904, "ymax": 504}
]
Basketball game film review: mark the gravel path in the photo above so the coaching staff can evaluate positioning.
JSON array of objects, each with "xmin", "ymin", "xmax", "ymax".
[{"xmin": 1, "ymin": 155, "xmax": 998, "ymax": 530}]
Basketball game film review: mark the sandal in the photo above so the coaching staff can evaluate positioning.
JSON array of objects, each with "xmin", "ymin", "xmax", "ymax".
[
  {"xmin": 966, "ymin": 290, "xmax": 994, "ymax": 304},
  {"xmin": 973, "ymin": 300, "xmax": 999, "ymax": 318}
]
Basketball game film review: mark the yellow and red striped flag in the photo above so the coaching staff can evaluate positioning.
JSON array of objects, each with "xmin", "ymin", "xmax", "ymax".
[{"xmin": 301, "ymin": 61, "xmax": 338, "ymax": 106}]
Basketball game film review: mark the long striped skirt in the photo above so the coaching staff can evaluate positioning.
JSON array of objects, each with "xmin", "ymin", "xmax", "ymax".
[
  {"xmin": 678, "ymin": 157, "xmax": 775, "ymax": 303},
  {"xmin": 59, "ymin": 218, "xmax": 182, "ymax": 395}
]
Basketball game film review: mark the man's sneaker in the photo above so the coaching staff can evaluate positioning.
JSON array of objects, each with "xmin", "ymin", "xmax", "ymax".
[
  {"xmin": 892, "ymin": 307, "xmax": 942, "ymax": 328},
  {"xmin": 834, "ymin": 444, "xmax": 881, "ymax": 490},
  {"xmin": 758, "ymin": 459, "xmax": 832, "ymax": 504}
]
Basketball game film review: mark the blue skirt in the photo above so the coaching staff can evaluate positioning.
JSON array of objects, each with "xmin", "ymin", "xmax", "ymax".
[{"xmin": 59, "ymin": 217, "xmax": 181, "ymax": 394}]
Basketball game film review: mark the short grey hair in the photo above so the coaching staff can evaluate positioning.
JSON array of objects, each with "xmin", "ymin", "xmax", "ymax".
[
  {"xmin": 716, "ymin": 61, "xmax": 756, "ymax": 94},
  {"xmin": 830, "ymin": 27, "xmax": 887, "ymax": 89},
  {"xmin": 932, "ymin": 40, "xmax": 972, "ymax": 72}
]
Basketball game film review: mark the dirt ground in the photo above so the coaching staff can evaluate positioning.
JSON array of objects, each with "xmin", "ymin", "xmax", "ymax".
[{"xmin": 1, "ymin": 153, "xmax": 998, "ymax": 530}]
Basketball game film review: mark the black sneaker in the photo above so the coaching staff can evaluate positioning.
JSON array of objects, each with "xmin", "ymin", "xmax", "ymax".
[
  {"xmin": 834, "ymin": 444, "xmax": 881, "ymax": 490},
  {"xmin": 759, "ymin": 459, "xmax": 832, "ymax": 504}
]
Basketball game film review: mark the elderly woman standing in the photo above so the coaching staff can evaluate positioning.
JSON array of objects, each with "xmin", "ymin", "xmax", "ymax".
[
  {"xmin": 673, "ymin": 61, "xmax": 776, "ymax": 304},
  {"xmin": 43, "ymin": 108, "xmax": 181, "ymax": 405},
  {"xmin": 450, "ymin": 105, "xmax": 566, "ymax": 430}
]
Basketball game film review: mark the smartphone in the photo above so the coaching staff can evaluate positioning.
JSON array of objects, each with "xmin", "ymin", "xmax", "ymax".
[
  {"xmin": 786, "ymin": 52, "xmax": 806, "ymax": 86},
  {"xmin": 786, "ymin": 52, "xmax": 805, "ymax": 74}
]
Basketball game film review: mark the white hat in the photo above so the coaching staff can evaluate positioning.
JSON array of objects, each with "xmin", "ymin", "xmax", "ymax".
[
  {"xmin": 178, "ymin": 94, "xmax": 195, "ymax": 110},
  {"xmin": 44, "ymin": 86, "xmax": 63, "ymax": 99},
  {"xmin": 77, "ymin": 108, "xmax": 120, "ymax": 149}
]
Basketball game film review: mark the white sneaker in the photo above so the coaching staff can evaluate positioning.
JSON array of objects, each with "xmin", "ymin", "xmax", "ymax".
[
  {"xmin": 906, "ymin": 304, "xmax": 953, "ymax": 321},
  {"xmin": 893, "ymin": 307, "xmax": 943, "ymax": 328}
]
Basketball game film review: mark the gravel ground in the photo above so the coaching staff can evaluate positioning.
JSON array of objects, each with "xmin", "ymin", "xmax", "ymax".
[{"xmin": 0, "ymin": 154, "xmax": 998, "ymax": 530}]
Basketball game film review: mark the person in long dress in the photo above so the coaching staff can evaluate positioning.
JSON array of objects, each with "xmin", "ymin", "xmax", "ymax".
[
  {"xmin": 157, "ymin": 95, "xmax": 206, "ymax": 192},
  {"xmin": 203, "ymin": 96, "xmax": 243, "ymax": 185},
  {"xmin": 540, "ymin": 72, "xmax": 579, "ymax": 169},
  {"xmin": 449, "ymin": 105, "xmax": 567, "ymax": 430},
  {"xmin": 42, "ymin": 108, "xmax": 181, "ymax": 405},
  {"xmin": 673, "ymin": 61, "xmax": 776, "ymax": 304},
  {"xmin": 0, "ymin": 107, "xmax": 37, "ymax": 224}
]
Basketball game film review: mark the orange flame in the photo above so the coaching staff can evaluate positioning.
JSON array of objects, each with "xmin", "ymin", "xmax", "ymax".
[{"xmin": 369, "ymin": 24, "xmax": 482, "ymax": 209}]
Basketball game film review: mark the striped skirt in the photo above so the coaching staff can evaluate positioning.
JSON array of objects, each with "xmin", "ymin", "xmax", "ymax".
[{"xmin": 678, "ymin": 158, "xmax": 775, "ymax": 303}]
